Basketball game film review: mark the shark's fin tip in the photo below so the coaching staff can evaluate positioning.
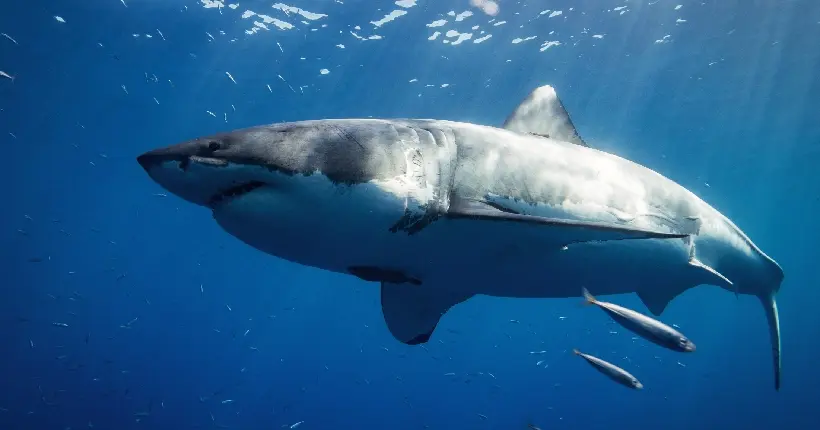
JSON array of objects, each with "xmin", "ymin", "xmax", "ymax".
[
  {"xmin": 502, "ymin": 84, "xmax": 589, "ymax": 148},
  {"xmin": 758, "ymin": 294, "xmax": 781, "ymax": 391}
]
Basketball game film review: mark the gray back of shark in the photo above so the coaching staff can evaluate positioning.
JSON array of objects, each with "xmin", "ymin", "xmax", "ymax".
[{"xmin": 137, "ymin": 85, "xmax": 784, "ymax": 390}]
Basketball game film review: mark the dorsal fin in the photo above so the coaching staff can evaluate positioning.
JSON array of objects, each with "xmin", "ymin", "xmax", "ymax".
[{"xmin": 503, "ymin": 85, "xmax": 589, "ymax": 148}]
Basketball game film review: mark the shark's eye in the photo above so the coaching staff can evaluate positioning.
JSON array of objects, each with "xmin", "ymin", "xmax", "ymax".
[{"xmin": 208, "ymin": 141, "xmax": 221, "ymax": 151}]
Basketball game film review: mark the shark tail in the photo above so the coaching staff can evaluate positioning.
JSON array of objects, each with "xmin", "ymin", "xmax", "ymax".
[
  {"xmin": 581, "ymin": 287, "xmax": 597, "ymax": 305},
  {"xmin": 758, "ymin": 294, "xmax": 781, "ymax": 390}
]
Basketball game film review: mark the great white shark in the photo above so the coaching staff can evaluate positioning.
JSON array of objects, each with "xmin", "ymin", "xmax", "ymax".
[{"xmin": 137, "ymin": 85, "xmax": 783, "ymax": 390}]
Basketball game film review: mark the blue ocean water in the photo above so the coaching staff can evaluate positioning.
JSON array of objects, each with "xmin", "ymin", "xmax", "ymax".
[{"xmin": 2, "ymin": 0, "xmax": 819, "ymax": 429}]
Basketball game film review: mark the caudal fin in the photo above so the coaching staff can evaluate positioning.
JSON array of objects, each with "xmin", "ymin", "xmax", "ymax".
[
  {"xmin": 758, "ymin": 294, "xmax": 781, "ymax": 390},
  {"xmin": 572, "ymin": 348, "xmax": 581, "ymax": 356},
  {"xmin": 581, "ymin": 287, "xmax": 596, "ymax": 305}
]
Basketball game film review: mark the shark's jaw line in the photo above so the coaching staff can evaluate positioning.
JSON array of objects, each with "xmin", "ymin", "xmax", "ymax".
[
  {"xmin": 169, "ymin": 155, "xmax": 271, "ymax": 208},
  {"xmin": 207, "ymin": 181, "xmax": 266, "ymax": 208}
]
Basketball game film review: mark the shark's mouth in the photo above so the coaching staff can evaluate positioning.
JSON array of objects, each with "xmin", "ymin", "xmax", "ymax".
[{"xmin": 208, "ymin": 181, "xmax": 266, "ymax": 207}]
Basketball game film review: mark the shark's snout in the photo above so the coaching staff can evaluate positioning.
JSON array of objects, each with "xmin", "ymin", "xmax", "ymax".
[
  {"xmin": 136, "ymin": 153, "xmax": 151, "ymax": 171},
  {"xmin": 137, "ymin": 138, "xmax": 279, "ymax": 209},
  {"xmin": 136, "ymin": 151, "xmax": 169, "ymax": 172},
  {"xmin": 136, "ymin": 144, "xmax": 194, "ymax": 172}
]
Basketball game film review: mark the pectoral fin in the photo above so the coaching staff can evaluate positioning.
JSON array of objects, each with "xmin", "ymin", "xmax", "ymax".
[
  {"xmin": 446, "ymin": 197, "xmax": 688, "ymax": 245},
  {"xmin": 380, "ymin": 282, "xmax": 472, "ymax": 345}
]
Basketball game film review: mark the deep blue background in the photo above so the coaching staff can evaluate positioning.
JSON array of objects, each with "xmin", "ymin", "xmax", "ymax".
[{"xmin": 2, "ymin": 0, "xmax": 819, "ymax": 429}]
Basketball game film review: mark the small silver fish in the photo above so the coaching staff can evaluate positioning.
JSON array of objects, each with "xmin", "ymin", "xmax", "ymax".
[
  {"xmin": 0, "ymin": 70, "xmax": 14, "ymax": 82},
  {"xmin": 582, "ymin": 288, "xmax": 696, "ymax": 353},
  {"xmin": 574, "ymin": 349, "xmax": 643, "ymax": 390},
  {"xmin": 1, "ymin": 33, "xmax": 18, "ymax": 45}
]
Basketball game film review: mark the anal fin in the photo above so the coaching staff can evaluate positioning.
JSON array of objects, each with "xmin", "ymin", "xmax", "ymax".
[
  {"xmin": 380, "ymin": 282, "xmax": 472, "ymax": 345},
  {"xmin": 638, "ymin": 236, "xmax": 736, "ymax": 316}
]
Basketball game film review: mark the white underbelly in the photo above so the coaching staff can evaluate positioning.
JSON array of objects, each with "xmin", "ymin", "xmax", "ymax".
[{"xmin": 211, "ymin": 181, "xmax": 415, "ymax": 273}]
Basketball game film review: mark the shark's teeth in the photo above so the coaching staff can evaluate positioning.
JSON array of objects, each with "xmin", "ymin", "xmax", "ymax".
[{"xmin": 209, "ymin": 181, "xmax": 265, "ymax": 206}]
